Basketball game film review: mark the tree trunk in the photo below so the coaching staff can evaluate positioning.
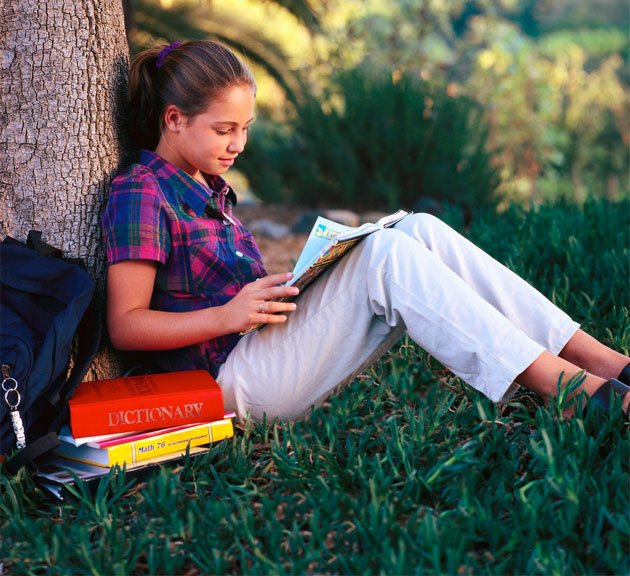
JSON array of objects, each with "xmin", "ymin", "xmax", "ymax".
[{"xmin": 0, "ymin": 0, "xmax": 130, "ymax": 379}]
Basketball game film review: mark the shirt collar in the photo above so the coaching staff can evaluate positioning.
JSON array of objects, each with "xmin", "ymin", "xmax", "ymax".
[{"xmin": 139, "ymin": 150, "xmax": 237, "ymax": 217}]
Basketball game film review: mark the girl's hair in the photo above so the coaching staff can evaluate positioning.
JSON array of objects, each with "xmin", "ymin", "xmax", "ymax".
[{"xmin": 127, "ymin": 41, "xmax": 256, "ymax": 150}]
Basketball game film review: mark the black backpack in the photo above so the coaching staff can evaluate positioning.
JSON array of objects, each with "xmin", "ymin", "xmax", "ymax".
[{"xmin": 1, "ymin": 231, "xmax": 101, "ymax": 473}]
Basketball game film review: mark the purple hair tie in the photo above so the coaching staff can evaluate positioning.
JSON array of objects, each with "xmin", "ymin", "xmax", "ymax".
[{"xmin": 155, "ymin": 41, "xmax": 182, "ymax": 69}]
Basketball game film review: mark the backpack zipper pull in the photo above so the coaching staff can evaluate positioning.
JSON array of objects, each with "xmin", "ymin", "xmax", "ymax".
[{"xmin": 2, "ymin": 365, "xmax": 26, "ymax": 449}]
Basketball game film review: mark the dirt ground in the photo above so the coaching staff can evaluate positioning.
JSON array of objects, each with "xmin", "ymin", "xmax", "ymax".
[{"xmin": 234, "ymin": 203, "xmax": 310, "ymax": 275}]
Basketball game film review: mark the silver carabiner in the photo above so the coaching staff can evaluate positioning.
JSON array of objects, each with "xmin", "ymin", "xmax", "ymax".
[{"xmin": 4, "ymin": 388, "xmax": 21, "ymax": 410}]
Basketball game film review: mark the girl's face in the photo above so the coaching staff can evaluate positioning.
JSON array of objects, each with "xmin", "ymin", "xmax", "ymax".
[{"xmin": 158, "ymin": 83, "xmax": 255, "ymax": 178}]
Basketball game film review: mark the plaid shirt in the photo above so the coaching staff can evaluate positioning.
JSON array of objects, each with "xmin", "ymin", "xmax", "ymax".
[{"xmin": 102, "ymin": 150, "xmax": 267, "ymax": 375}]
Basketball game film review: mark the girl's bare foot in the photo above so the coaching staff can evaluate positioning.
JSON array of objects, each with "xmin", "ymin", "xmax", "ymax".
[
  {"xmin": 517, "ymin": 351, "xmax": 629, "ymax": 417},
  {"xmin": 559, "ymin": 330, "xmax": 630, "ymax": 383}
]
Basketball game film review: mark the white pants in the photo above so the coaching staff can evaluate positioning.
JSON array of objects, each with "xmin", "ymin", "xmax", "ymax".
[{"xmin": 217, "ymin": 214, "xmax": 580, "ymax": 422}]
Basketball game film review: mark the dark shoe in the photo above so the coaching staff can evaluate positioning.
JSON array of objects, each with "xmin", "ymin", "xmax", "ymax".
[
  {"xmin": 618, "ymin": 363, "xmax": 630, "ymax": 386},
  {"xmin": 590, "ymin": 378, "xmax": 630, "ymax": 413}
]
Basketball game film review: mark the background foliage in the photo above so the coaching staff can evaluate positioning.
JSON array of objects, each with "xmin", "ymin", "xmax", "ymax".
[
  {"xmin": 3, "ymin": 199, "xmax": 629, "ymax": 574},
  {"xmin": 122, "ymin": 0, "xmax": 630, "ymax": 210},
  {"xmin": 239, "ymin": 71, "xmax": 499, "ymax": 213}
]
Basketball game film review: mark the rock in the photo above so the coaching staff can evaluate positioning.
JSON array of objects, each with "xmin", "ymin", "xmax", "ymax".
[
  {"xmin": 292, "ymin": 209, "xmax": 361, "ymax": 234},
  {"xmin": 360, "ymin": 211, "xmax": 390, "ymax": 224},
  {"xmin": 322, "ymin": 209, "xmax": 360, "ymax": 227},
  {"xmin": 247, "ymin": 219, "xmax": 291, "ymax": 240},
  {"xmin": 412, "ymin": 197, "xmax": 443, "ymax": 215},
  {"xmin": 291, "ymin": 210, "xmax": 321, "ymax": 234}
]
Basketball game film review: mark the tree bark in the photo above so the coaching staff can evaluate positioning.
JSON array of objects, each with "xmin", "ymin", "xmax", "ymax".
[{"xmin": 0, "ymin": 0, "xmax": 130, "ymax": 379}]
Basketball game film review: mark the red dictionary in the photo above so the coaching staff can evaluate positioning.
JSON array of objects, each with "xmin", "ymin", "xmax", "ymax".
[{"xmin": 68, "ymin": 371, "xmax": 224, "ymax": 438}]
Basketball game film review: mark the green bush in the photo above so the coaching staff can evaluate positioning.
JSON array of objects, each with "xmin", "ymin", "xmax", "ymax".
[{"xmin": 240, "ymin": 71, "xmax": 500, "ymax": 213}]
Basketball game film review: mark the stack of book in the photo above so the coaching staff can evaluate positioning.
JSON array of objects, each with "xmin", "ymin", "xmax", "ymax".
[{"xmin": 55, "ymin": 370, "xmax": 233, "ymax": 468}]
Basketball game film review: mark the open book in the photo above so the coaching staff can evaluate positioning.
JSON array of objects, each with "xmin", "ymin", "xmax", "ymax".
[{"xmin": 242, "ymin": 209, "xmax": 409, "ymax": 334}]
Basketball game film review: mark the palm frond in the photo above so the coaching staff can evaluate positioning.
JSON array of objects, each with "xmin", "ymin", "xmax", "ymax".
[
  {"xmin": 259, "ymin": 0, "xmax": 321, "ymax": 33},
  {"xmin": 130, "ymin": 0, "xmax": 307, "ymax": 105}
]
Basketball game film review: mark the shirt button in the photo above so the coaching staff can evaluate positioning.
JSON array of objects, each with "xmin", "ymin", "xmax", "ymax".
[{"xmin": 235, "ymin": 251, "xmax": 244, "ymax": 258}]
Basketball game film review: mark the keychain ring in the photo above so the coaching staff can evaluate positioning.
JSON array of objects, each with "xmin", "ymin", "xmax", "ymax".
[
  {"xmin": 4, "ymin": 388, "xmax": 21, "ymax": 409},
  {"xmin": 2, "ymin": 377, "xmax": 18, "ymax": 392}
]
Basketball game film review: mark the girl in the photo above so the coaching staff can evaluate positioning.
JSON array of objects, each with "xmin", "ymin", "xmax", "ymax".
[{"xmin": 103, "ymin": 40, "xmax": 630, "ymax": 422}]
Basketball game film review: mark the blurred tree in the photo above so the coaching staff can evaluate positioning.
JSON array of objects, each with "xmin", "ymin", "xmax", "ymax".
[
  {"xmin": 122, "ymin": 0, "xmax": 318, "ymax": 106},
  {"xmin": 534, "ymin": 0, "xmax": 629, "ymax": 33},
  {"xmin": 313, "ymin": 0, "xmax": 464, "ymax": 81},
  {"xmin": 452, "ymin": 0, "xmax": 628, "ymax": 38},
  {"xmin": 464, "ymin": 16, "xmax": 628, "ymax": 205}
]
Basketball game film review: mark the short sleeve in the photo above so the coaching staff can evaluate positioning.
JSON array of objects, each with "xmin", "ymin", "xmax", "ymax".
[{"xmin": 102, "ymin": 166, "xmax": 171, "ymax": 266}]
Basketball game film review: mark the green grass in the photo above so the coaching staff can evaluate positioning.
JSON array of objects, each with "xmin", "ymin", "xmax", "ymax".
[{"xmin": 3, "ymin": 199, "xmax": 629, "ymax": 575}]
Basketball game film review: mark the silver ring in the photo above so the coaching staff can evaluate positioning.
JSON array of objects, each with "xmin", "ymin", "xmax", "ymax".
[
  {"xmin": 259, "ymin": 302, "xmax": 264, "ymax": 313},
  {"xmin": 2, "ymin": 377, "xmax": 18, "ymax": 392}
]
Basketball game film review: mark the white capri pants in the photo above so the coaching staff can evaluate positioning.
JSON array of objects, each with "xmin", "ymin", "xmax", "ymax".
[{"xmin": 217, "ymin": 213, "xmax": 580, "ymax": 422}]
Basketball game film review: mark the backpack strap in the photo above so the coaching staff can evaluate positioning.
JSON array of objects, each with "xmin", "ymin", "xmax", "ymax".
[
  {"xmin": 4, "ymin": 432, "xmax": 60, "ymax": 474},
  {"xmin": 47, "ymin": 295, "xmax": 102, "ymax": 430},
  {"xmin": 26, "ymin": 230, "xmax": 63, "ymax": 258}
]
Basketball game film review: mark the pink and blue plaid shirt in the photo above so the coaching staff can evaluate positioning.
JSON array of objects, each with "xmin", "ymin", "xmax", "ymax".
[{"xmin": 102, "ymin": 150, "xmax": 267, "ymax": 375}]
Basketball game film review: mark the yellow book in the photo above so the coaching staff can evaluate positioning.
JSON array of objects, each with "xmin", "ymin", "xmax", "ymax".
[{"xmin": 53, "ymin": 418, "xmax": 233, "ymax": 467}]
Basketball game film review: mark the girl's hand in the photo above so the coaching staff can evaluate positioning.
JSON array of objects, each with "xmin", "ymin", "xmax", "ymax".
[{"xmin": 223, "ymin": 272, "xmax": 299, "ymax": 333}]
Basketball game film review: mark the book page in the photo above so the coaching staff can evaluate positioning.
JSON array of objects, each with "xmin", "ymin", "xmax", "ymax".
[
  {"xmin": 322, "ymin": 210, "xmax": 408, "ymax": 244},
  {"xmin": 376, "ymin": 209, "xmax": 409, "ymax": 228},
  {"xmin": 58, "ymin": 426, "xmax": 133, "ymax": 447},
  {"xmin": 37, "ymin": 447, "xmax": 211, "ymax": 484}
]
